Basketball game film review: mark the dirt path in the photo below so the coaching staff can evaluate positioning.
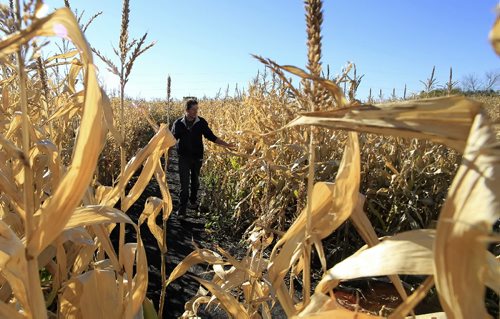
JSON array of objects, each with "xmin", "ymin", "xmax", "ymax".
[{"xmin": 123, "ymin": 149, "xmax": 222, "ymax": 318}]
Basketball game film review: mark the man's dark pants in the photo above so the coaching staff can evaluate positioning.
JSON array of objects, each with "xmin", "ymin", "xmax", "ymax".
[{"xmin": 178, "ymin": 155, "xmax": 203, "ymax": 213}]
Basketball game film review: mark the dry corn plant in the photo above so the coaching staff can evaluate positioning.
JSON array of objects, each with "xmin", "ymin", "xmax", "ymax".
[
  {"xmin": 169, "ymin": 1, "xmax": 499, "ymax": 318},
  {"xmin": 0, "ymin": 3, "xmax": 175, "ymax": 318},
  {"xmin": 90, "ymin": 3, "xmax": 156, "ymax": 312}
]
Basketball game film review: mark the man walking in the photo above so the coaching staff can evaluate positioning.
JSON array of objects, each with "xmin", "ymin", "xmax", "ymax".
[{"xmin": 171, "ymin": 99, "xmax": 234, "ymax": 215}]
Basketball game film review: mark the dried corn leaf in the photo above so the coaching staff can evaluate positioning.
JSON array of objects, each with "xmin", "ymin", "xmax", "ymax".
[
  {"xmin": 94, "ymin": 185, "xmax": 114, "ymax": 206},
  {"xmin": 138, "ymin": 197, "xmax": 165, "ymax": 252},
  {"xmin": 251, "ymin": 281, "xmax": 272, "ymax": 318},
  {"xmin": 124, "ymin": 231, "xmax": 148, "ymax": 318},
  {"xmin": 91, "ymin": 225, "xmax": 121, "ymax": 272},
  {"xmin": 72, "ymin": 244, "xmax": 97, "ymax": 275},
  {"xmin": 45, "ymin": 50, "xmax": 79, "ymax": 62},
  {"xmin": 0, "ymin": 8, "xmax": 109, "ymax": 256},
  {"xmin": 154, "ymin": 162, "xmax": 173, "ymax": 220},
  {"xmin": 217, "ymin": 246, "xmax": 266, "ymax": 279},
  {"xmin": 101, "ymin": 89, "xmax": 123, "ymax": 146},
  {"xmin": 63, "ymin": 206, "xmax": 133, "ymax": 230},
  {"xmin": 37, "ymin": 246, "xmax": 57, "ymax": 271},
  {"xmin": 0, "ymin": 170, "xmax": 25, "ymax": 218},
  {"xmin": 59, "ymin": 228, "xmax": 94, "ymax": 261},
  {"xmin": 294, "ymin": 292, "xmax": 341, "ymax": 317},
  {"xmin": 490, "ymin": 12, "xmax": 500, "ymax": 55},
  {"xmin": 1, "ymin": 85, "xmax": 9, "ymax": 114},
  {"xmin": 46, "ymin": 92, "xmax": 84, "ymax": 123},
  {"xmin": 434, "ymin": 113, "xmax": 500, "ymax": 318},
  {"xmin": 166, "ymin": 249, "xmax": 224, "ymax": 286},
  {"xmin": 122, "ymin": 243, "xmax": 137, "ymax": 290},
  {"xmin": 287, "ymin": 96, "xmax": 482, "ymax": 152},
  {"xmin": 193, "ymin": 276, "xmax": 250, "ymax": 319},
  {"xmin": 33, "ymin": 140, "xmax": 61, "ymax": 192},
  {"xmin": 100, "ymin": 124, "xmax": 175, "ymax": 210},
  {"xmin": 67, "ymin": 58, "xmax": 83, "ymax": 94},
  {"xmin": 5, "ymin": 112, "xmax": 41, "ymax": 148},
  {"xmin": 350, "ymin": 194, "xmax": 409, "ymax": 302},
  {"xmin": 0, "ymin": 221, "xmax": 30, "ymax": 315},
  {"xmin": 279, "ymin": 65, "xmax": 348, "ymax": 107},
  {"xmin": 59, "ymin": 269, "xmax": 123, "ymax": 319},
  {"xmin": 183, "ymin": 295, "xmax": 211, "ymax": 318},
  {"xmin": 350, "ymin": 194, "xmax": 378, "ymax": 246},
  {"xmin": 220, "ymin": 257, "xmax": 268, "ymax": 292},
  {"xmin": 62, "ymin": 211, "xmax": 149, "ymax": 319},
  {"xmin": 0, "ymin": 133, "xmax": 26, "ymax": 163},
  {"xmin": 121, "ymin": 126, "xmax": 175, "ymax": 212},
  {"xmin": 316, "ymin": 229, "xmax": 435, "ymax": 294}
]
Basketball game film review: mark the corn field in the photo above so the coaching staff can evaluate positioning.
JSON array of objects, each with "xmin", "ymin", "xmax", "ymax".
[{"xmin": 0, "ymin": 1, "xmax": 498, "ymax": 319}]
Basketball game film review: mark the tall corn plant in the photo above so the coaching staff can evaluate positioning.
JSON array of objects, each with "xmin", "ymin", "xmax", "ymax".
[
  {"xmin": 12, "ymin": 1, "xmax": 45, "ymax": 317},
  {"xmin": 0, "ymin": 2, "xmax": 174, "ymax": 318},
  {"xmin": 91, "ymin": 0, "xmax": 155, "ymax": 298},
  {"xmin": 92, "ymin": 0, "xmax": 155, "ymax": 189}
]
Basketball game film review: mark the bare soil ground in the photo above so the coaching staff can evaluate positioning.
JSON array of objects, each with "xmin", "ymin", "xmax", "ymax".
[{"xmin": 116, "ymin": 149, "xmax": 226, "ymax": 318}]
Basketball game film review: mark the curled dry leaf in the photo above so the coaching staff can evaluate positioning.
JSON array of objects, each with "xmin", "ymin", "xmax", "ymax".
[
  {"xmin": 166, "ymin": 248, "xmax": 224, "ymax": 287},
  {"xmin": 316, "ymin": 229, "xmax": 435, "ymax": 294},
  {"xmin": 434, "ymin": 113, "xmax": 500, "ymax": 318},
  {"xmin": 138, "ymin": 197, "xmax": 165, "ymax": 252},
  {"xmin": 192, "ymin": 276, "xmax": 250, "ymax": 319},
  {"xmin": 489, "ymin": 9, "xmax": 500, "ymax": 56},
  {"xmin": 287, "ymin": 96, "xmax": 482, "ymax": 152}
]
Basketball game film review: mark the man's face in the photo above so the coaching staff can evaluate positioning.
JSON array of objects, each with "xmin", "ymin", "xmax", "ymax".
[{"xmin": 186, "ymin": 104, "xmax": 198, "ymax": 119}]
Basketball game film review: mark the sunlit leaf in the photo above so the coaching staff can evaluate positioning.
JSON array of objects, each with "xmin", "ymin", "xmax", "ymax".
[
  {"xmin": 193, "ymin": 276, "xmax": 250, "ymax": 319},
  {"xmin": 59, "ymin": 269, "xmax": 123, "ymax": 319},
  {"xmin": 166, "ymin": 248, "xmax": 224, "ymax": 286},
  {"xmin": 489, "ymin": 13, "xmax": 500, "ymax": 55},
  {"xmin": 316, "ymin": 229, "xmax": 435, "ymax": 294},
  {"xmin": 288, "ymin": 96, "xmax": 482, "ymax": 152},
  {"xmin": 434, "ymin": 113, "xmax": 500, "ymax": 318}
]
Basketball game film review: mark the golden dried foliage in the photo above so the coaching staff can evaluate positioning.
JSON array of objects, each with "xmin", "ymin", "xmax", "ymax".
[
  {"xmin": 170, "ymin": 1, "xmax": 499, "ymax": 318},
  {"xmin": 0, "ymin": 1, "xmax": 498, "ymax": 319},
  {"xmin": 0, "ymin": 5, "xmax": 173, "ymax": 318}
]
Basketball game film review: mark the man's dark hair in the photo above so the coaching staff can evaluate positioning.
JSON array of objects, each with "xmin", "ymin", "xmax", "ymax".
[{"xmin": 185, "ymin": 99, "xmax": 198, "ymax": 110}]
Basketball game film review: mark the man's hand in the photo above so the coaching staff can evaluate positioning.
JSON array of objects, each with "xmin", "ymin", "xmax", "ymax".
[{"xmin": 215, "ymin": 138, "xmax": 236, "ymax": 150}]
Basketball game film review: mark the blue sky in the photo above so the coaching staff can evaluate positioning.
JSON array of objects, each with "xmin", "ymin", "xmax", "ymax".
[{"xmin": 43, "ymin": 0, "xmax": 499, "ymax": 100}]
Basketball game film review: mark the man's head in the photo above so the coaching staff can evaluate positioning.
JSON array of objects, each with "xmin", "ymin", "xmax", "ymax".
[{"xmin": 185, "ymin": 99, "xmax": 198, "ymax": 120}]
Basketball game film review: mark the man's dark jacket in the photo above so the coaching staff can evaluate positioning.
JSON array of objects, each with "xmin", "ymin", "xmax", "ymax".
[{"xmin": 171, "ymin": 116, "xmax": 218, "ymax": 158}]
